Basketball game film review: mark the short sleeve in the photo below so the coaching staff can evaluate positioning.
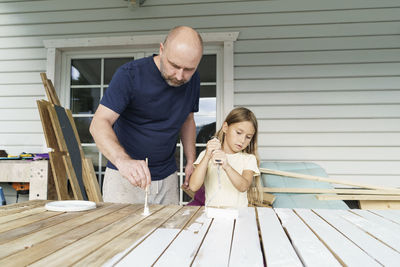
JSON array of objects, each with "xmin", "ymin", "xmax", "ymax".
[
  {"xmin": 100, "ymin": 67, "xmax": 133, "ymax": 114},
  {"xmin": 245, "ymin": 154, "xmax": 260, "ymax": 176},
  {"xmin": 194, "ymin": 149, "xmax": 206, "ymax": 166}
]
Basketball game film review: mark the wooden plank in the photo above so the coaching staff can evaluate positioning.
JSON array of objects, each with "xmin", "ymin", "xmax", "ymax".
[
  {"xmin": 295, "ymin": 209, "xmax": 380, "ymax": 266},
  {"xmin": 115, "ymin": 206, "xmax": 199, "ymax": 266},
  {"xmin": 257, "ymin": 207, "xmax": 302, "ymax": 266},
  {"xmin": 0, "ymin": 204, "xmax": 138, "ymax": 266},
  {"xmin": 317, "ymin": 195, "xmax": 400, "ymax": 200},
  {"xmin": 153, "ymin": 207, "xmax": 213, "ymax": 267},
  {"xmin": 351, "ymin": 209, "xmax": 400, "ymax": 233},
  {"xmin": 30, "ymin": 205, "xmax": 169, "ymax": 267},
  {"xmin": 315, "ymin": 209, "xmax": 400, "ymax": 266},
  {"xmin": 359, "ymin": 200, "xmax": 400, "ymax": 210},
  {"xmin": 0, "ymin": 208, "xmax": 63, "ymax": 234},
  {"xmin": 229, "ymin": 207, "xmax": 264, "ymax": 267},
  {"xmin": 82, "ymin": 157, "xmax": 103, "ymax": 202},
  {"xmin": 74, "ymin": 205, "xmax": 182, "ymax": 266},
  {"xmin": 340, "ymin": 209, "xmax": 400, "ymax": 250},
  {"xmin": 0, "ymin": 203, "xmax": 124, "ymax": 259},
  {"xmin": 191, "ymin": 213, "xmax": 235, "ymax": 266},
  {"xmin": 263, "ymin": 187, "xmax": 400, "ymax": 195},
  {"xmin": 0, "ymin": 206, "xmax": 46, "ymax": 224},
  {"xmin": 275, "ymin": 208, "xmax": 341, "ymax": 267},
  {"xmin": 260, "ymin": 167, "xmax": 400, "ymax": 191},
  {"xmin": 369, "ymin": 210, "xmax": 400, "ymax": 224},
  {"xmin": 0, "ymin": 211, "xmax": 83, "ymax": 245},
  {"xmin": 0, "ymin": 200, "xmax": 47, "ymax": 216},
  {"xmin": 49, "ymin": 151, "xmax": 70, "ymax": 200}
]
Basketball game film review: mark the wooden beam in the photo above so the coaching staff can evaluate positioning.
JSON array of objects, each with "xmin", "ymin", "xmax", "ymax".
[
  {"xmin": 262, "ymin": 187, "xmax": 400, "ymax": 195},
  {"xmin": 260, "ymin": 167, "xmax": 400, "ymax": 192},
  {"xmin": 316, "ymin": 195, "xmax": 400, "ymax": 201}
]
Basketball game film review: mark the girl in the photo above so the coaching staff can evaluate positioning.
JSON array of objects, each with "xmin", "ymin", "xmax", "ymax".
[{"xmin": 189, "ymin": 107, "xmax": 260, "ymax": 208}]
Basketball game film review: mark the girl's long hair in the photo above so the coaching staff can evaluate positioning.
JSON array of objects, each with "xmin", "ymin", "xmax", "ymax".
[
  {"xmin": 215, "ymin": 107, "xmax": 259, "ymax": 165},
  {"xmin": 215, "ymin": 107, "xmax": 265, "ymax": 206}
]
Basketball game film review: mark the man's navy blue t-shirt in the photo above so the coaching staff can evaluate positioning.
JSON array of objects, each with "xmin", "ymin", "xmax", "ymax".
[{"xmin": 100, "ymin": 55, "xmax": 200, "ymax": 180}]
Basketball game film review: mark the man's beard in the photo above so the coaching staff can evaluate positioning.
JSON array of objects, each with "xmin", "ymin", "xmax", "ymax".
[{"xmin": 160, "ymin": 59, "xmax": 187, "ymax": 87}]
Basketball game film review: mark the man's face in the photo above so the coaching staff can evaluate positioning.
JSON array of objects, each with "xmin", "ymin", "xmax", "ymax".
[{"xmin": 159, "ymin": 43, "xmax": 202, "ymax": 87}]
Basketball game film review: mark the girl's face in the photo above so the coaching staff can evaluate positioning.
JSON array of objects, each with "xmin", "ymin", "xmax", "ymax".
[{"xmin": 222, "ymin": 121, "xmax": 255, "ymax": 154}]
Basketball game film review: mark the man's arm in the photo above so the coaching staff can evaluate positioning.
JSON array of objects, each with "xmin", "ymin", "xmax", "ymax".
[
  {"xmin": 180, "ymin": 112, "xmax": 196, "ymax": 188},
  {"xmin": 89, "ymin": 104, "xmax": 150, "ymax": 189}
]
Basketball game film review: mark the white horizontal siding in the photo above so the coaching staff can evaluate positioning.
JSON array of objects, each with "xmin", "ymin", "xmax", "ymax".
[{"xmin": 0, "ymin": 0, "xmax": 398, "ymax": 186}]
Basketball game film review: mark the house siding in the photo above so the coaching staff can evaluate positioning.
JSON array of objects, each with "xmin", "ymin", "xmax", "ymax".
[{"xmin": 0, "ymin": 0, "xmax": 399, "ymax": 187}]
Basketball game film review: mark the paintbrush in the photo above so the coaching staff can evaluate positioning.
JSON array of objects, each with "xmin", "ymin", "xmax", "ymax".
[{"xmin": 143, "ymin": 157, "xmax": 150, "ymax": 215}]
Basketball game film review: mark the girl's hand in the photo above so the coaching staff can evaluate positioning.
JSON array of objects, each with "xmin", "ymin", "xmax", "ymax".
[
  {"xmin": 212, "ymin": 149, "xmax": 228, "ymax": 169},
  {"xmin": 205, "ymin": 138, "xmax": 221, "ymax": 159}
]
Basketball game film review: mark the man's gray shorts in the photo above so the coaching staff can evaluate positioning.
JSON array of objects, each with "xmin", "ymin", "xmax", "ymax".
[{"xmin": 102, "ymin": 167, "xmax": 179, "ymax": 205}]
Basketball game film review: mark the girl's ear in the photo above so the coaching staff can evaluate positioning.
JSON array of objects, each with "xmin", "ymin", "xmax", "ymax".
[{"xmin": 222, "ymin": 122, "xmax": 228, "ymax": 133}]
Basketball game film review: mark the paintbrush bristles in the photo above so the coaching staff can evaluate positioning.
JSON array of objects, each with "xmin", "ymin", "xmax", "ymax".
[{"xmin": 143, "ymin": 157, "xmax": 150, "ymax": 215}]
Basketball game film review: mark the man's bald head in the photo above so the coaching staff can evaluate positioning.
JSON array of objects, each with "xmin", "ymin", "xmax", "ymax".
[{"xmin": 163, "ymin": 26, "xmax": 203, "ymax": 54}]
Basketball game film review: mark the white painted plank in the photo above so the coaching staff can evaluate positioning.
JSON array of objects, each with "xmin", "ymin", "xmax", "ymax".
[
  {"xmin": 192, "ymin": 216, "xmax": 235, "ymax": 267},
  {"xmin": 0, "ymin": 48, "xmax": 45, "ymax": 61},
  {"xmin": 236, "ymin": 36, "xmax": 400, "ymax": 53},
  {"xmin": 236, "ymin": 22, "xmax": 400, "ymax": 44},
  {"xmin": 311, "ymin": 161, "xmax": 400, "ymax": 176},
  {"xmin": 236, "ymin": 91, "xmax": 400, "ymax": 106},
  {"xmin": 258, "ymin": 133, "xmax": 400, "ymax": 147},
  {"xmin": 369, "ymin": 210, "xmax": 400, "ymax": 224},
  {"xmin": 0, "ymin": 60, "xmax": 45, "ymax": 72},
  {"xmin": 259, "ymin": 147, "xmax": 400, "ymax": 161},
  {"xmin": 275, "ymin": 208, "xmax": 340, "ymax": 267},
  {"xmin": 335, "ymin": 209, "xmax": 400, "ymax": 252},
  {"xmin": 351, "ymin": 210, "xmax": 400, "ymax": 234},
  {"xmin": 229, "ymin": 207, "xmax": 264, "ymax": 267},
  {"xmin": 116, "ymin": 206, "xmax": 199, "ymax": 267},
  {"xmin": 0, "ymin": 109, "xmax": 40, "ymax": 121},
  {"xmin": 249, "ymin": 104, "xmax": 400, "ymax": 119},
  {"xmin": 236, "ymin": 77, "xmax": 400, "ymax": 92},
  {"xmin": 0, "ymin": 121, "xmax": 42, "ymax": 133},
  {"xmin": 295, "ymin": 209, "xmax": 380, "ymax": 266},
  {"xmin": 0, "ymin": 96, "xmax": 42, "ymax": 108},
  {"xmin": 154, "ymin": 209, "xmax": 213, "ymax": 266},
  {"xmin": 0, "ymin": 73, "xmax": 42, "ymax": 84},
  {"xmin": 0, "ymin": 145, "xmax": 46, "ymax": 155},
  {"xmin": 257, "ymin": 207, "xmax": 302, "ymax": 267},
  {"xmin": 0, "ymin": 84, "xmax": 44, "ymax": 96},
  {"xmin": 315, "ymin": 209, "xmax": 400, "ymax": 266},
  {"xmin": 0, "ymin": 134, "xmax": 44, "ymax": 146},
  {"xmin": 236, "ymin": 63, "xmax": 400, "ymax": 79},
  {"xmin": 258, "ymin": 119, "xmax": 400, "ymax": 133}
]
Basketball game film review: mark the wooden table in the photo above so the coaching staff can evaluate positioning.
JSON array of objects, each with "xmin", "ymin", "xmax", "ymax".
[
  {"xmin": 0, "ymin": 201, "xmax": 399, "ymax": 266},
  {"xmin": 0, "ymin": 160, "xmax": 49, "ymax": 200}
]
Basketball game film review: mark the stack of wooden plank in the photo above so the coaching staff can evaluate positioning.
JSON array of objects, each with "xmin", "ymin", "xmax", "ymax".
[{"xmin": 260, "ymin": 167, "xmax": 400, "ymax": 209}]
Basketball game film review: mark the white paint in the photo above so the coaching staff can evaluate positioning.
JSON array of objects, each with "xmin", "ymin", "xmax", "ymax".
[
  {"xmin": 205, "ymin": 206, "xmax": 238, "ymax": 220},
  {"xmin": 336, "ymin": 209, "xmax": 400, "ymax": 252},
  {"xmin": 155, "ymin": 212, "xmax": 212, "ymax": 266},
  {"xmin": 275, "ymin": 208, "xmax": 341, "ymax": 267},
  {"xmin": 316, "ymin": 209, "xmax": 400, "ymax": 266},
  {"xmin": 115, "ymin": 228, "xmax": 180, "ymax": 267},
  {"xmin": 229, "ymin": 207, "xmax": 264, "ymax": 267},
  {"xmin": 295, "ymin": 209, "xmax": 380, "ymax": 266},
  {"xmin": 256, "ymin": 207, "xmax": 302, "ymax": 267}
]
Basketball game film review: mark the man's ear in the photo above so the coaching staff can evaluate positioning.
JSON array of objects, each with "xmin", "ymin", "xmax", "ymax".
[
  {"xmin": 222, "ymin": 122, "xmax": 228, "ymax": 133},
  {"xmin": 159, "ymin": 42, "xmax": 164, "ymax": 56}
]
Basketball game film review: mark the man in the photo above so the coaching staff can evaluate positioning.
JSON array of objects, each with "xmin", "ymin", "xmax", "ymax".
[{"xmin": 90, "ymin": 26, "xmax": 203, "ymax": 204}]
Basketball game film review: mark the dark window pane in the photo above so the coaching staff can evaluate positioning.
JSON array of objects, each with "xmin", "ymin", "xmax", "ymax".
[
  {"xmin": 71, "ymin": 88, "xmax": 100, "ymax": 114},
  {"xmin": 71, "ymin": 59, "xmax": 101, "ymax": 85},
  {"xmin": 197, "ymin": 55, "xmax": 216, "ymax": 83},
  {"xmin": 104, "ymin": 57, "xmax": 134, "ymax": 84},
  {"xmin": 73, "ymin": 117, "xmax": 93, "ymax": 143},
  {"xmin": 200, "ymin": 85, "xmax": 216, "ymax": 98}
]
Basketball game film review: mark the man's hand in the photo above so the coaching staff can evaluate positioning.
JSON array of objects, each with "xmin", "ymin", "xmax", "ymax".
[
  {"xmin": 116, "ymin": 158, "xmax": 151, "ymax": 189},
  {"xmin": 183, "ymin": 162, "xmax": 194, "ymax": 189}
]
